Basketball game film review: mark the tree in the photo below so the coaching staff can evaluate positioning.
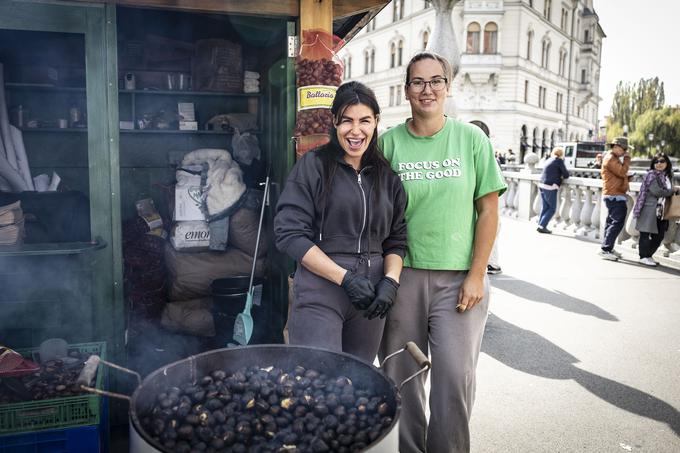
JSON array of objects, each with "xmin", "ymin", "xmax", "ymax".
[
  {"xmin": 609, "ymin": 77, "xmax": 665, "ymax": 134},
  {"xmin": 629, "ymin": 107, "xmax": 680, "ymax": 157}
]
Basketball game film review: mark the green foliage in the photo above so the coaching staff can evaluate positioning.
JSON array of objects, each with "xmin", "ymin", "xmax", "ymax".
[
  {"xmin": 628, "ymin": 107, "xmax": 680, "ymax": 157},
  {"xmin": 610, "ymin": 77, "xmax": 665, "ymax": 135}
]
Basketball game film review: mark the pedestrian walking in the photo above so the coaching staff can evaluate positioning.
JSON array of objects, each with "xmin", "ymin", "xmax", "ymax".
[
  {"xmin": 274, "ymin": 81, "xmax": 407, "ymax": 362},
  {"xmin": 537, "ymin": 147, "xmax": 570, "ymax": 234},
  {"xmin": 379, "ymin": 52, "xmax": 507, "ymax": 453},
  {"xmin": 632, "ymin": 153, "xmax": 679, "ymax": 266},
  {"xmin": 599, "ymin": 137, "xmax": 631, "ymax": 261}
]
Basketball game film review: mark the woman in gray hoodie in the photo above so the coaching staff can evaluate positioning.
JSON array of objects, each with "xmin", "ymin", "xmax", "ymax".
[{"xmin": 274, "ymin": 82, "xmax": 407, "ymax": 362}]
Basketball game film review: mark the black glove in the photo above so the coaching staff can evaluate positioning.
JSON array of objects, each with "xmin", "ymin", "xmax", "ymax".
[
  {"xmin": 341, "ymin": 270, "xmax": 376, "ymax": 310},
  {"xmin": 364, "ymin": 276, "xmax": 399, "ymax": 320}
]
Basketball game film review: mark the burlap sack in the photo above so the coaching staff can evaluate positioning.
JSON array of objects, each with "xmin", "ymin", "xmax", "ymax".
[
  {"xmin": 165, "ymin": 242, "xmax": 266, "ymax": 301},
  {"xmin": 161, "ymin": 298, "xmax": 215, "ymax": 337}
]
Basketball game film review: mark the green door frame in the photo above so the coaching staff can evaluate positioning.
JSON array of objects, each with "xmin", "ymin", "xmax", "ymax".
[{"xmin": 0, "ymin": 0, "xmax": 123, "ymax": 361}]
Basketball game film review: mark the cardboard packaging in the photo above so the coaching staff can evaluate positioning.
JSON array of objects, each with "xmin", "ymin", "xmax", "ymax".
[
  {"xmin": 170, "ymin": 220, "xmax": 214, "ymax": 251},
  {"xmin": 174, "ymin": 166, "xmax": 205, "ymax": 221}
]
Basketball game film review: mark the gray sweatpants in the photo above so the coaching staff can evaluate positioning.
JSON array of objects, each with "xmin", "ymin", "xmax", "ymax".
[
  {"xmin": 288, "ymin": 254, "xmax": 385, "ymax": 363},
  {"xmin": 379, "ymin": 268, "xmax": 490, "ymax": 453}
]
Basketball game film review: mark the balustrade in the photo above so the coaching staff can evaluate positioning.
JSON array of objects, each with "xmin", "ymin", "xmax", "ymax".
[{"xmin": 500, "ymin": 170, "xmax": 680, "ymax": 269}]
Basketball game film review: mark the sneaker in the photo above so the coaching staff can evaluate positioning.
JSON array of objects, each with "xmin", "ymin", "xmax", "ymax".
[
  {"xmin": 537, "ymin": 226, "xmax": 552, "ymax": 234},
  {"xmin": 639, "ymin": 257, "xmax": 658, "ymax": 267},
  {"xmin": 599, "ymin": 250, "xmax": 619, "ymax": 261},
  {"xmin": 611, "ymin": 249, "xmax": 623, "ymax": 258},
  {"xmin": 487, "ymin": 264, "xmax": 502, "ymax": 275}
]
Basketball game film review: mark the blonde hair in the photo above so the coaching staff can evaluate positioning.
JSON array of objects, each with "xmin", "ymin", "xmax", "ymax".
[{"xmin": 551, "ymin": 147, "xmax": 564, "ymax": 158}]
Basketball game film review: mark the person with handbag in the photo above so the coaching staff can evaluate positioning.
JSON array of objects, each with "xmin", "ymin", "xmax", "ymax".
[{"xmin": 632, "ymin": 153, "xmax": 680, "ymax": 266}]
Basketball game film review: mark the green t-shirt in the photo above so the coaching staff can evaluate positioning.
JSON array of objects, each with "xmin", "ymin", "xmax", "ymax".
[{"xmin": 379, "ymin": 118, "xmax": 507, "ymax": 270}]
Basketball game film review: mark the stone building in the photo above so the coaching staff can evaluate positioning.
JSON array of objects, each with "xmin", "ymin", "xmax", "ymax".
[{"xmin": 338, "ymin": 0, "xmax": 605, "ymax": 161}]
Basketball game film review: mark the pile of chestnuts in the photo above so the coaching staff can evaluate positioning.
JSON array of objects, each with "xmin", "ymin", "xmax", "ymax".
[
  {"xmin": 140, "ymin": 365, "xmax": 394, "ymax": 452},
  {"xmin": 296, "ymin": 58, "xmax": 343, "ymax": 88},
  {"xmin": 295, "ymin": 110, "xmax": 334, "ymax": 136},
  {"xmin": 0, "ymin": 350, "xmax": 95, "ymax": 404}
]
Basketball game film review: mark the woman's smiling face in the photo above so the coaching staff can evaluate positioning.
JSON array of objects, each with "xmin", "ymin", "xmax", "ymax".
[
  {"xmin": 335, "ymin": 103, "xmax": 378, "ymax": 169},
  {"xmin": 405, "ymin": 58, "xmax": 449, "ymax": 118}
]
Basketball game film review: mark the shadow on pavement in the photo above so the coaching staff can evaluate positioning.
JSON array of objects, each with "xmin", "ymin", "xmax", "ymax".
[
  {"xmin": 483, "ymin": 313, "xmax": 680, "ymax": 436},
  {"xmin": 490, "ymin": 275, "xmax": 619, "ymax": 321}
]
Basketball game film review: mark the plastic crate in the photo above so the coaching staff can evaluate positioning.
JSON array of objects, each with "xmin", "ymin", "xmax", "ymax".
[{"xmin": 0, "ymin": 342, "xmax": 106, "ymax": 435}]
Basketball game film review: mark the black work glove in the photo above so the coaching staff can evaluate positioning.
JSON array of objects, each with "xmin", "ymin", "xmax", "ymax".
[
  {"xmin": 341, "ymin": 270, "xmax": 376, "ymax": 310},
  {"xmin": 364, "ymin": 276, "xmax": 399, "ymax": 320}
]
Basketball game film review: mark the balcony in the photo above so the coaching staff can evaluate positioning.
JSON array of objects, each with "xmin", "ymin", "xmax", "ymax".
[
  {"xmin": 464, "ymin": 0, "xmax": 504, "ymax": 12},
  {"xmin": 461, "ymin": 53, "xmax": 503, "ymax": 68}
]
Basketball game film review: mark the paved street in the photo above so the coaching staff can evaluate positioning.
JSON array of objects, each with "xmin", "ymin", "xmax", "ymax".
[{"xmin": 470, "ymin": 217, "xmax": 680, "ymax": 452}]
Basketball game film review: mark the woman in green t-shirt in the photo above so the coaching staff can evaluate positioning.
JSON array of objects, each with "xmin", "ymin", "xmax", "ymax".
[{"xmin": 379, "ymin": 52, "xmax": 507, "ymax": 453}]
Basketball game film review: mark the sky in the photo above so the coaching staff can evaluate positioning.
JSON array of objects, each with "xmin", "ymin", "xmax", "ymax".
[{"xmin": 596, "ymin": 0, "xmax": 680, "ymax": 121}]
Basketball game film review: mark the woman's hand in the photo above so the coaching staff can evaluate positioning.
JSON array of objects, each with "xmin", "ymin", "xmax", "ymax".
[
  {"xmin": 457, "ymin": 273, "xmax": 485, "ymax": 313},
  {"xmin": 364, "ymin": 276, "xmax": 399, "ymax": 320}
]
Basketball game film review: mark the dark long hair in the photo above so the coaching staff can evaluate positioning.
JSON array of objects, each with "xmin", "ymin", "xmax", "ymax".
[
  {"xmin": 650, "ymin": 152, "xmax": 673, "ymax": 180},
  {"xmin": 319, "ymin": 81, "xmax": 391, "ymax": 203}
]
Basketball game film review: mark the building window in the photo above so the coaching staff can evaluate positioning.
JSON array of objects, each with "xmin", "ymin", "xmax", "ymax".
[
  {"xmin": 529, "ymin": 0, "xmax": 533, "ymax": 7},
  {"xmin": 389, "ymin": 86, "xmax": 395, "ymax": 106},
  {"xmin": 541, "ymin": 40, "xmax": 551, "ymax": 69},
  {"xmin": 584, "ymin": 29, "xmax": 590, "ymax": 42},
  {"xmin": 581, "ymin": 68, "xmax": 586, "ymax": 83},
  {"xmin": 371, "ymin": 49, "xmax": 375, "ymax": 73},
  {"xmin": 466, "ymin": 22, "xmax": 481, "ymax": 54},
  {"xmin": 526, "ymin": 30, "xmax": 533, "ymax": 60},
  {"xmin": 369, "ymin": 19, "xmax": 376, "ymax": 32},
  {"xmin": 393, "ymin": 0, "xmax": 405, "ymax": 21},
  {"xmin": 560, "ymin": 8, "xmax": 569, "ymax": 31},
  {"xmin": 396, "ymin": 85, "xmax": 402, "ymax": 105},
  {"xmin": 544, "ymin": 0, "xmax": 552, "ymax": 21},
  {"xmin": 558, "ymin": 49, "xmax": 567, "ymax": 76},
  {"xmin": 364, "ymin": 51, "xmax": 369, "ymax": 74},
  {"xmin": 422, "ymin": 30, "xmax": 429, "ymax": 50},
  {"xmin": 556, "ymin": 92, "xmax": 563, "ymax": 112},
  {"xmin": 483, "ymin": 22, "xmax": 498, "ymax": 54},
  {"xmin": 390, "ymin": 43, "xmax": 396, "ymax": 68},
  {"xmin": 398, "ymin": 40, "xmax": 404, "ymax": 66},
  {"xmin": 538, "ymin": 86, "xmax": 546, "ymax": 109},
  {"xmin": 524, "ymin": 80, "xmax": 529, "ymax": 103},
  {"xmin": 424, "ymin": 0, "xmax": 432, "ymax": 8},
  {"xmin": 347, "ymin": 56, "xmax": 352, "ymax": 78}
]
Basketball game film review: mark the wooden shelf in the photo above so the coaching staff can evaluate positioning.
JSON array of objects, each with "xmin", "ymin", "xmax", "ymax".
[
  {"xmin": 0, "ymin": 237, "xmax": 106, "ymax": 257},
  {"xmin": 19, "ymin": 128, "xmax": 87, "ymax": 133},
  {"xmin": 120, "ymin": 129, "xmax": 261, "ymax": 135},
  {"xmin": 4, "ymin": 83, "xmax": 86, "ymax": 92},
  {"xmin": 119, "ymin": 89, "xmax": 261, "ymax": 97}
]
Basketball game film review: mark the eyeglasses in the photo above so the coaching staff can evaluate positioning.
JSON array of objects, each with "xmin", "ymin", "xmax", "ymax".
[
  {"xmin": 406, "ymin": 77, "xmax": 448, "ymax": 92},
  {"xmin": 654, "ymin": 160, "xmax": 667, "ymax": 164}
]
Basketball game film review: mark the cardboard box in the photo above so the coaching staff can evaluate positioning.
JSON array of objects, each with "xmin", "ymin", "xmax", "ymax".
[
  {"xmin": 170, "ymin": 220, "xmax": 213, "ymax": 250},
  {"xmin": 174, "ymin": 185, "xmax": 204, "ymax": 221}
]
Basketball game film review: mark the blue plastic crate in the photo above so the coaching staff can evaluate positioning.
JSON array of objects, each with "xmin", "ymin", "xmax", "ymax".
[
  {"xmin": 0, "ymin": 394, "xmax": 108, "ymax": 453},
  {"xmin": 0, "ymin": 424, "xmax": 100, "ymax": 453}
]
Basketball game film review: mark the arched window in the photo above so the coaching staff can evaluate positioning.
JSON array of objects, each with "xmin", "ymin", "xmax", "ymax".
[
  {"xmin": 470, "ymin": 120, "xmax": 490, "ymax": 137},
  {"xmin": 364, "ymin": 50, "xmax": 369, "ymax": 75},
  {"xmin": 533, "ymin": 127, "xmax": 540, "ymax": 154},
  {"xmin": 370, "ymin": 48, "xmax": 375, "ymax": 73},
  {"xmin": 390, "ymin": 42, "xmax": 396, "ymax": 68},
  {"xmin": 558, "ymin": 48, "xmax": 567, "ymax": 77},
  {"xmin": 483, "ymin": 22, "xmax": 498, "ymax": 54},
  {"xmin": 422, "ymin": 30, "xmax": 429, "ymax": 50},
  {"xmin": 466, "ymin": 22, "xmax": 481, "ymax": 54},
  {"xmin": 398, "ymin": 40, "xmax": 404, "ymax": 66},
  {"xmin": 526, "ymin": 30, "xmax": 533, "ymax": 60},
  {"xmin": 541, "ymin": 40, "xmax": 551, "ymax": 69}
]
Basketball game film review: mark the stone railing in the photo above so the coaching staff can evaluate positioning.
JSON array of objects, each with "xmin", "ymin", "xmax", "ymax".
[{"xmin": 501, "ymin": 166, "xmax": 680, "ymax": 269}]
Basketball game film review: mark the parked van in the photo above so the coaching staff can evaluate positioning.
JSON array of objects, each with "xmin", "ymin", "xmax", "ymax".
[{"xmin": 559, "ymin": 141, "xmax": 606, "ymax": 168}]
